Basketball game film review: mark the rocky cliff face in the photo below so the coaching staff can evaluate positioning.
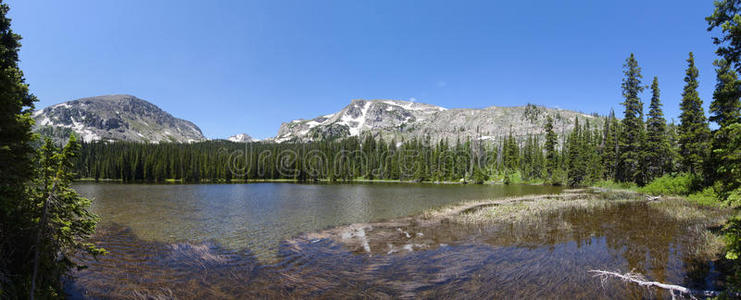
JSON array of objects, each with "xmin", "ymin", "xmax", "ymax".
[
  {"xmin": 272, "ymin": 99, "xmax": 447, "ymax": 142},
  {"xmin": 270, "ymin": 99, "xmax": 600, "ymax": 143},
  {"xmin": 33, "ymin": 94, "xmax": 206, "ymax": 143}
]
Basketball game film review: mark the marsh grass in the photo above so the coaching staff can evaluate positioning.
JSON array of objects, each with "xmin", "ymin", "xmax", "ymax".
[
  {"xmin": 443, "ymin": 189, "xmax": 728, "ymax": 255},
  {"xmin": 694, "ymin": 225, "xmax": 726, "ymax": 258},
  {"xmin": 416, "ymin": 187, "xmax": 732, "ymax": 268},
  {"xmin": 421, "ymin": 189, "xmax": 642, "ymax": 222},
  {"xmin": 454, "ymin": 190, "xmax": 641, "ymax": 225},
  {"xmin": 648, "ymin": 196, "xmax": 727, "ymax": 221},
  {"xmin": 419, "ymin": 192, "xmax": 566, "ymax": 220}
]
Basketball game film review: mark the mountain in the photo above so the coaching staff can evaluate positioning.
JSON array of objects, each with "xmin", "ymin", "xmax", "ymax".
[
  {"xmin": 227, "ymin": 133, "xmax": 254, "ymax": 142},
  {"xmin": 272, "ymin": 99, "xmax": 445, "ymax": 143},
  {"xmin": 32, "ymin": 96, "xmax": 600, "ymax": 145},
  {"xmin": 33, "ymin": 94, "xmax": 206, "ymax": 143},
  {"xmin": 271, "ymin": 99, "xmax": 600, "ymax": 143}
]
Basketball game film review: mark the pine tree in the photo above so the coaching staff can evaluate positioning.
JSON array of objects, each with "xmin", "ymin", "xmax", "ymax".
[
  {"xmin": 0, "ymin": 4, "xmax": 104, "ymax": 293},
  {"xmin": 544, "ymin": 116, "xmax": 558, "ymax": 182},
  {"xmin": 666, "ymin": 121, "xmax": 681, "ymax": 173},
  {"xmin": 567, "ymin": 118, "xmax": 585, "ymax": 186},
  {"xmin": 710, "ymin": 59, "xmax": 741, "ymax": 128},
  {"xmin": 30, "ymin": 137, "xmax": 104, "ymax": 298},
  {"xmin": 678, "ymin": 52, "xmax": 711, "ymax": 175},
  {"xmin": 504, "ymin": 129, "xmax": 519, "ymax": 172},
  {"xmin": 586, "ymin": 120, "xmax": 603, "ymax": 183},
  {"xmin": 645, "ymin": 77, "xmax": 670, "ymax": 180},
  {"xmin": 602, "ymin": 110, "xmax": 620, "ymax": 180},
  {"xmin": 618, "ymin": 53, "xmax": 646, "ymax": 184},
  {"xmin": 708, "ymin": 0, "xmax": 741, "ymax": 72},
  {"xmin": 710, "ymin": 58, "xmax": 741, "ymax": 201},
  {"xmin": 713, "ymin": 123, "xmax": 741, "ymax": 203},
  {"xmin": 0, "ymin": 1, "xmax": 40, "ymax": 296}
]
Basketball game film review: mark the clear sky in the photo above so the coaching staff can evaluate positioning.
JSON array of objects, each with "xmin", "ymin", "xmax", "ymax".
[{"xmin": 7, "ymin": 0, "xmax": 721, "ymax": 139}]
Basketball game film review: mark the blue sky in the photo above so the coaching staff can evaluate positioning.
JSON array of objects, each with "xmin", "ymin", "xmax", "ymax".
[{"xmin": 8, "ymin": 0, "xmax": 721, "ymax": 139}]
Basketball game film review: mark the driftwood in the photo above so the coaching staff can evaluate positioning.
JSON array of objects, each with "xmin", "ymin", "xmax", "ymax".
[
  {"xmin": 589, "ymin": 269, "xmax": 736, "ymax": 299},
  {"xmin": 646, "ymin": 195, "xmax": 662, "ymax": 202}
]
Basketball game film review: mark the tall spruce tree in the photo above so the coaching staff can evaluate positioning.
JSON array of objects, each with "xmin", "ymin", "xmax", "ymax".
[
  {"xmin": 710, "ymin": 58, "xmax": 741, "ymax": 128},
  {"xmin": 710, "ymin": 58, "xmax": 741, "ymax": 200},
  {"xmin": 602, "ymin": 109, "xmax": 619, "ymax": 180},
  {"xmin": 567, "ymin": 118, "xmax": 580, "ymax": 186},
  {"xmin": 666, "ymin": 121, "xmax": 681, "ymax": 173},
  {"xmin": 0, "ymin": 0, "xmax": 39, "ymax": 296},
  {"xmin": 618, "ymin": 53, "xmax": 646, "ymax": 184},
  {"xmin": 678, "ymin": 52, "xmax": 711, "ymax": 175},
  {"xmin": 30, "ymin": 137, "xmax": 104, "ymax": 298},
  {"xmin": 544, "ymin": 115, "xmax": 558, "ymax": 183},
  {"xmin": 645, "ymin": 77, "xmax": 670, "ymax": 180},
  {"xmin": 708, "ymin": 1, "xmax": 741, "ymax": 279},
  {"xmin": 708, "ymin": 0, "xmax": 741, "ymax": 72},
  {"xmin": 583, "ymin": 119, "xmax": 603, "ymax": 184},
  {"xmin": 0, "ymin": 2, "xmax": 102, "ymax": 297}
]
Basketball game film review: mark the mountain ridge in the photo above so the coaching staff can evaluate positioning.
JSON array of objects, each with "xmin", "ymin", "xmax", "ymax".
[
  {"xmin": 267, "ymin": 99, "xmax": 600, "ymax": 143},
  {"xmin": 33, "ymin": 95, "xmax": 600, "ymax": 144}
]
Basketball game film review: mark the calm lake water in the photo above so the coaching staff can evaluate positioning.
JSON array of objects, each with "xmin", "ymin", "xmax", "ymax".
[
  {"xmin": 75, "ymin": 182, "xmax": 562, "ymax": 261},
  {"xmin": 66, "ymin": 183, "xmax": 725, "ymax": 299}
]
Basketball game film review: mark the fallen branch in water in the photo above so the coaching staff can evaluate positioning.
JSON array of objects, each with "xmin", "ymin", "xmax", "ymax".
[{"xmin": 589, "ymin": 269, "xmax": 734, "ymax": 299}]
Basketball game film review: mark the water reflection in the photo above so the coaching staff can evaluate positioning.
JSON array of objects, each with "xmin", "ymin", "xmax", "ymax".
[
  {"xmin": 67, "ymin": 197, "xmax": 726, "ymax": 299},
  {"xmin": 76, "ymin": 182, "xmax": 562, "ymax": 261}
]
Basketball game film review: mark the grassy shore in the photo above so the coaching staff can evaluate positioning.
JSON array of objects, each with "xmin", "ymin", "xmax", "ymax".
[
  {"xmin": 434, "ymin": 187, "xmax": 730, "ymax": 225},
  {"xmin": 292, "ymin": 187, "xmax": 731, "ymax": 265}
]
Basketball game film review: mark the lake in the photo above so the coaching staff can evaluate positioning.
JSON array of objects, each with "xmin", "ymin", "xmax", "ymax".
[
  {"xmin": 74, "ymin": 182, "xmax": 562, "ymax": 261},
  {"xmin": 66, "ymin": 183, "xmax": 724, "ymax": 299}
]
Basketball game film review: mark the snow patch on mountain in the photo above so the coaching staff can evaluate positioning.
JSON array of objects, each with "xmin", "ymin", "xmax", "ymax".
[{"xmin": 227, "ymin": 133, "xmax": 254, "ymax": 142}]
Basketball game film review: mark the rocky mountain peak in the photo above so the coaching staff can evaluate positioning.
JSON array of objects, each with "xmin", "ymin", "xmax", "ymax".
[{"xmin": 33, "ymin": 94, "xmax": 206, "ymax": 143}]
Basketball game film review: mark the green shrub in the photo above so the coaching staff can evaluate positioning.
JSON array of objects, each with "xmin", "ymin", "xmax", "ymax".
[
  {"xmin": 638, "ymin": 173, "xmax": 701, "ymax": 196},
  {"xmin": 724, "ymin": 215, "xmax": 741, "ymax": 260},
  {"xmin": 504, "ymin": 171, "xmax": 522, "ymax": 185},
  {"xmin": 728, "ymin": 188, "xmax": 741, "ymax": 206},
  {"xmin": 549, "ymin": 168, "xmax": 567, "ymax": 186},
  {"xmin": 686, "ymin": 187, "xmax": 722, "ymax": 207}
]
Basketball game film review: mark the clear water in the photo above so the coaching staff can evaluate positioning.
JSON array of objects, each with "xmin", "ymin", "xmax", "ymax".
[
  {"xmin": 66, "ymin": 183, "xmax": 725, "ymax": 299},
  {"xmin": 75, "ymin": 182, "xmax": 562, "ymax": 261}
]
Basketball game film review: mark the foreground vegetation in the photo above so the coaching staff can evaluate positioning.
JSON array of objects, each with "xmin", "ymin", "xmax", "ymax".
[{"xmin": 0, "ymin": 1, "xmax": 102, "ymax": 298}]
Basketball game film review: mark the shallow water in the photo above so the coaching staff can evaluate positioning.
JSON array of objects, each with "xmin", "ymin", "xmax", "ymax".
[
  {"xmin": 74, "ymin": 182, "xmax": 561, "ymax": 261},
  {"xmin": 67, "ymin": 183, "xmax": 725, "ymax": 299}
]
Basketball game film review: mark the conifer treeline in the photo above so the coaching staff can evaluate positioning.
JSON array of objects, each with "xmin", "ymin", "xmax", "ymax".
[
  {"xmin": 76, "ymin": 134, "xmax": 544, "ymax": 184},
  {"xmin": 70, "ymin": 113, "xmax": 653, "ymax": 187},
  {"xmin": 75, "ymin": 52, "xmax": 734, "ymax": 195}
]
